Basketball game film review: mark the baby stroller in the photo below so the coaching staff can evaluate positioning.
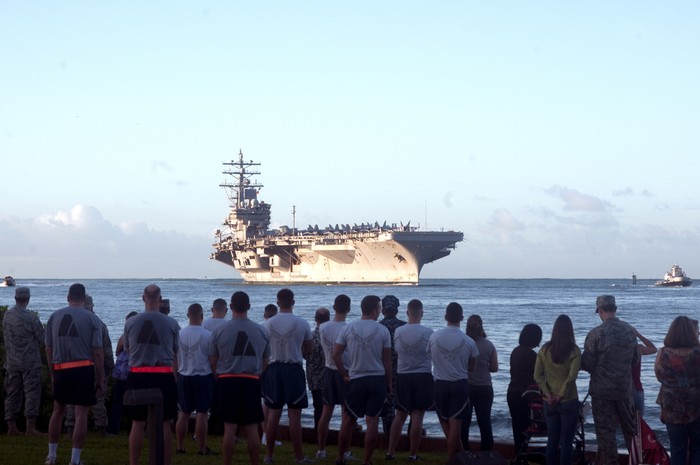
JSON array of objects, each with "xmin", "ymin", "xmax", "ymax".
[{"xmin": 513, "ymin": 387, "xmax": 588, "ymax": 465}]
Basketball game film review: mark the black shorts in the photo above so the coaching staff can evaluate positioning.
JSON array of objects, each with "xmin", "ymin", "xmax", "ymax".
[
  {"xmin": 53, "ymin": 365, "xmax": 96, "ymax": 406},
  {"xmin": 434, "ymin": 379, "xmax": 469, "ymax": 420},
  {"xmin": 322, "ymin": 368, "xmax": 347, "ymax": 406},
  {"xmin": 262, "ymin": 363, "xmax": 308, "ymax": 410},
  {"xmin": 125, "ymin": 372, "xmax": 178, "ymax": 422},
  {"xmin": 345, "ymin": 375, "xmax": 386, "ymax": 419},
  {"xmin": 216, "ymin": 377, "xmax": 264, "ymax": 425},
  {"xmin": 396, "ymin": 373, "xmax": 434, "ymax": 412},
  {"xmin": 177, "ymin": 374, "xmax": 214, "ymax": 413}
]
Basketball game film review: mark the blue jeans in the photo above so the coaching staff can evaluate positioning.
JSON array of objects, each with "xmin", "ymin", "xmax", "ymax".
[
  {"xmin": 666, "ymin": 418, "xmax": 700, "ymax": 465},
  {"xmin": 544, "ymin": 399, "xmax": 579, "ymax": 465},
  {"xmin": 461, "ymin": 384, "xmax": 494, "ymax": 451}
]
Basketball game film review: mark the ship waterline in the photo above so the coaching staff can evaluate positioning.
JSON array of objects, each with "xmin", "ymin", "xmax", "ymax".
[{"xmin": 211, "ymin": 151, "xmax": 463, "ymax": 284}]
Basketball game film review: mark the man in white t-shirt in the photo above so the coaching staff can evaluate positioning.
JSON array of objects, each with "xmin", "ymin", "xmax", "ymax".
[
  {"xmin": 386, "ymin": 299, "xmax": 434, "ymax": 462},
  {"xmin": 333, "ymin": 295, "xmax": 391, "ymax": 465},
  {"xmin": 176, "ymin": 303, "xmax": 214, "ymax": 455},
  {"xmin": 315, "ymin": 294, "xmax": 351, "ymax": 459},
  {"xmin": 428, "ymin": 302, "xmax": 478, "ymax": 460},
  {"xmin": 261, "ymin": 288, "xmax": 313, "ymax": 464}
]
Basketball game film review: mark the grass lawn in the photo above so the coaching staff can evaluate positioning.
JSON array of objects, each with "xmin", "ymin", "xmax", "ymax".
[{"xmin": 0, "ymin": 431, "xmax": 450, "ymax": 465}]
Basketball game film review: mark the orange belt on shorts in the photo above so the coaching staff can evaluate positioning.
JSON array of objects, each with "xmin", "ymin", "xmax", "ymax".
[
  {"xmin": 52, "ymin": 360, "xmax": 94, "ymax": 371},
  {"xmin": 218, "ymin": 373, "xmax": 259, "ymax": 380},
  {"xmin": 130, "ymin": 366, "xmax": 173, "ymax": 373}
]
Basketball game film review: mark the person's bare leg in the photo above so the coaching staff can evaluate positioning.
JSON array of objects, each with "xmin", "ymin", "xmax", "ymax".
[
  {"xmin": 364, "ymin": 415, "xmax": 380, "ymax": 465},
  {"xmin": 223, "ymin": 423, "xmax": 238, "ymax": 465},
  {"xmin": 244, "ymin": 423, "xmax": 261, "ymax": 465},
  {"xmin": 447, "ymin": 418, "xmax": 463, "ymax": 459},
  {"xmin": 387, "ymin": 409, "xmax": 408, "ymax": 456},
  {"xmin": 288, "ymin": 408, "xmax": 304, "ymax": 460},
  {"xmin": 317, "ymin": 404, "xmax": 334, "ymax": 453},
  {"xmin": 195, "ymin": 412, "xmax": 208, "ymax": 452},
  {"xmin": 336, "ymin": 411, "xmax": 356, "ymax": 462},
  {"xmin": 265, "ymin": 408, "xmax": 283, "ymax": 459},
  {"xmin": 129, "ymin": 420, "xmax": 145, "ymax": 465},
  {"xmin": 175, "ymin": 411, "xmax": 189, "ymax": 451},
  {"xmin": 408, "ymin": 410, "xmax": 425, "ymax": 457},
  {"xmin": 72, "ymin": 405, "xmax": 89, "ymax": 448}
]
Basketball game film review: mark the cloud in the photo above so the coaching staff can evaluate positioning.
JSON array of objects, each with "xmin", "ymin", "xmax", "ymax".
[
  {"xmin": 545, "ymin": 185, "xmax": 611, "ymax": 212},
  {"xmin": 612, "ymin": 187, "xmax": 654, "ymax": 197},
  {"xmin": 151, "ymin": 160, "xmax": 173, "ymax": 174},
  {"xmin": 0, "ymin": 205, "xmax": 225, "ymax": 279},
  {"xmin": 443, "ymin": 191, "xmax": 454, "ymax": 208}
]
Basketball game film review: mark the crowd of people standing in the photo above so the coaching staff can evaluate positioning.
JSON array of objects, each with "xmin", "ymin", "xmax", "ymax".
[{"xmin": 2, "ymin": 285, "xmax": 700, "ymax": 465}]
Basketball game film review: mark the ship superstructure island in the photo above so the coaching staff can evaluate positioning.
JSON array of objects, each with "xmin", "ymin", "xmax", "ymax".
[{"xmin": 211, "ymin": 151, "xmax": 464, "ymax": 284}]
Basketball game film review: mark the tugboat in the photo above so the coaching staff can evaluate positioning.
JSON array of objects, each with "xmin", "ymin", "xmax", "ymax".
[
  {"xmin": 655, "ymin": 265, "xmax": 693, "ymax": 287},
  {"xmin": 211, "ymin": 150, "xmax": 464, "ymax": 284},
  {"xmin": 1, "ymin": 276, "xmax": 16, "ymax": 287}
]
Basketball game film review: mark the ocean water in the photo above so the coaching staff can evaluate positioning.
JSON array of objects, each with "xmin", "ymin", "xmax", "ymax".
[{"xmin": 3, "ymin": 277, "xmax": 697, "ymax": 447}]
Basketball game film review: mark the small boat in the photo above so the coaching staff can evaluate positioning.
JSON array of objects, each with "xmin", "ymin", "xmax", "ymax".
[
  {"xmin": 655, "ymin": 265, "xmax": 693, "ymax": 287},
  {"xmin": 1, "ymin": 275, "xmax": 16, "ymax": 287}
]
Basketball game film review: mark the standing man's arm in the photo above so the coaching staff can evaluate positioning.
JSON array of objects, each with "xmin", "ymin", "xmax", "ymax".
[
  {"xmin": 302, "ymin": 338, "xmax": 313, "ymax": 358},
  {"xmin": 580, "ymin": 333, "xmax": 596, "ymax": 373},
  {"xmin": 209, "ymin": 355, "xmax": 218, "ymax": 378},
  {"xmin": 382, "ymin": 347, "xmax": 393, "ymax": 396},
  {"xmin": 332, "ymin": 343, "xmax": 349, "ymax": 383}
]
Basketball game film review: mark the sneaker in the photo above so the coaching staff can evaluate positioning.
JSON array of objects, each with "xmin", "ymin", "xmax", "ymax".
[
  {"xmin": 316, "ymin": 450, "xmax": 328, "ymax": 459},
  {"xmin": 295, "ymin": 458, "xmax": 315, "ymax": 464},
  {"xmin": 344, "ymin": 451, "xmax": 358, "ymax": 461},
  {"xmin": 264, "ymin": 457, "xmax": 274, "ymax": 464},
  {"xmin": 198, "ymin": 447, "xmax": 217, "ymax": 456},
  {"xmin": 45, "ymin": 457, "xmax": 57, "ymax": 465},
  {"xmin": 384, "ymin": 454, "xmax": 394, "ymax": 461},
  {"xmin": 408, "ymin": 456, "xmax": 423, "ymax": 462}
]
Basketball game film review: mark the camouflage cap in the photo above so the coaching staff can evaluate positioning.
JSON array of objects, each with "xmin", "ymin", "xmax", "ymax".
[
  {"xmin": 382, "ymin": 295, "xmax": 400, "ymax": 312},
  {"xmin": 595, "ymin": 295, "xmax": 617, "ymax": 313},
  {"xmin": 15, "ymin": 286, "xmax": 30, "ymax": 299}
]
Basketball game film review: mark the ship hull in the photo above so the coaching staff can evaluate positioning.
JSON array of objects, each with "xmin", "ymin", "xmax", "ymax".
[{"xmin": 213, "ymin": 231, "xmax": 463, "ymax": 284}]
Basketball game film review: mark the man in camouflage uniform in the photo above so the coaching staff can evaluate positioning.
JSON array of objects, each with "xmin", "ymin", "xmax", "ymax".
[
  {"xmin": 64, "ymin": 294, "xmax": 114, "ymax": 435},
  {"xmin": 581, "ymin": 295, "xmax": 639, "ymax": 465},
  {"xmin": 2, "ymin": 286, "xmax": 45, "ymax": 435}
]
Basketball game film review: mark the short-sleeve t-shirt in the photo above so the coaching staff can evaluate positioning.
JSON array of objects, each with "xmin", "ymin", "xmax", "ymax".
[
  {"xmin": 45, "ymin": 306, "xmax": 103, "ymax": 364},
  {"xmin": 394, "ymin": 323, "xmax": 434, "ymax": 374},
  {"xmin": 203, "ymin": 317, "xmax": 228, "ymax": 333},
  {"xmin": 336, "ymin": 319, "xmax": 391, "ymax": 380},
  {"xmin": 469, "ymin": 338, "xmax": 496, "ymax": 386},
  {"xmin": 263, "ymin": 312, "xmax": 312, "ymax": 364},
  {"xmin": 319, "ymin": 320, "xmax": 348, "ymax": 370},
  {"xmin": 209, "ymin": 318, "xmax": 270, "ymax": 375},
  {"xmin": 428, "ymin": 326, "xmax": 479, "ymax": 382},
  {"xmin": 124, "ymin": 311, "xmax": 181, "ymax": 367},
  {"xmin": 178, "ymin": 325, "xmax": 212, "ymax": 376}
]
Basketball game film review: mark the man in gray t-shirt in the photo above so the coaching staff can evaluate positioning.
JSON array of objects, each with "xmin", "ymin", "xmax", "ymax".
[
  {"xmin": 209, "ymin": 291, "xmax": 269, "ymax": 465},
  {"xmin": 45, "ymin": 283, "xmax": 105, "ymax": 465},
  {"xmin": 124, "ymin": 284, "xmax": 181, "ymax": 465}
]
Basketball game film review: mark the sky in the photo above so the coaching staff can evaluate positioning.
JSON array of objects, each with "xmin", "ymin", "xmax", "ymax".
[{"xmin": 1, "ymin": 2, "xmax": 699, "ymax": 280}]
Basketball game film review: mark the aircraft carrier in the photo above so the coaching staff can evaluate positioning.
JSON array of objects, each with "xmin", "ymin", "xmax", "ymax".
[{"xmin": 211, "ymin": 151, "xmax": 464, "ymax": 284}]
